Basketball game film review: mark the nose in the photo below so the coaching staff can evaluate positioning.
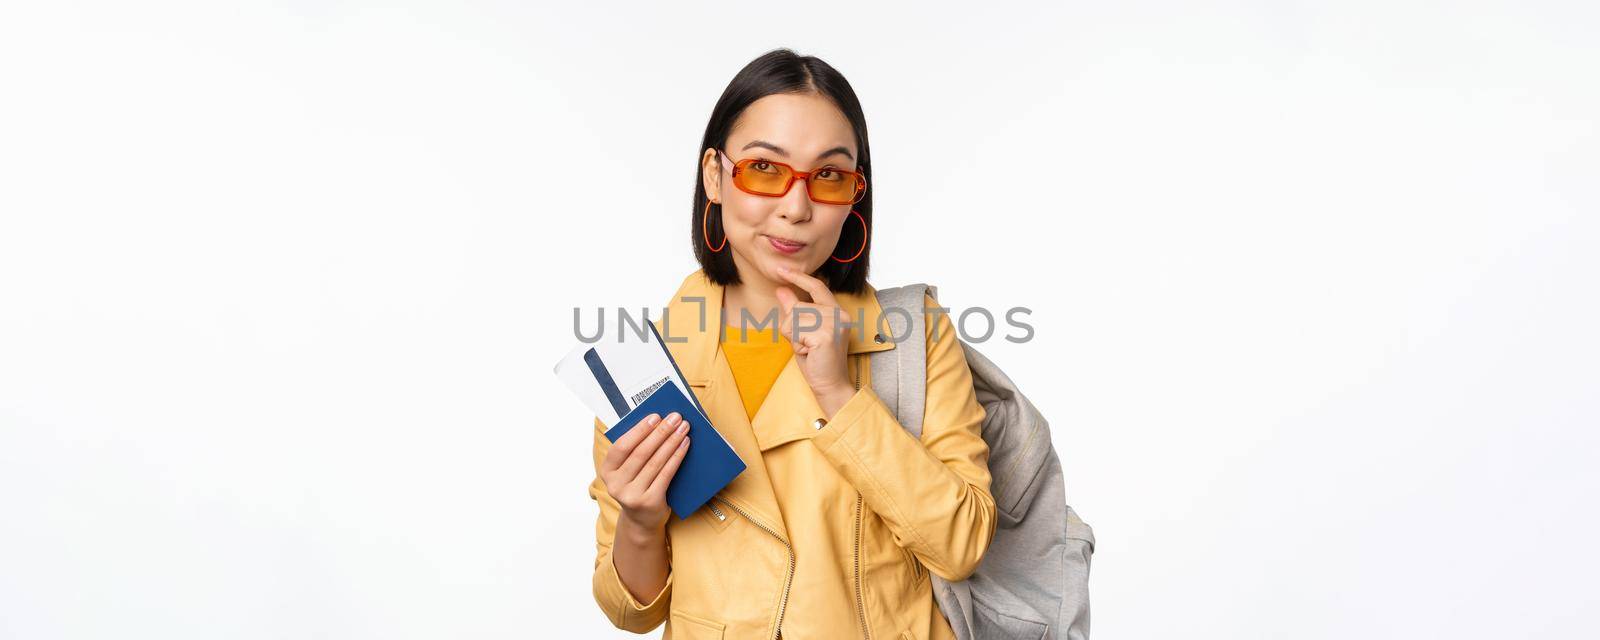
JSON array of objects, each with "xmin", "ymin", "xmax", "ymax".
[{"xmin": 777, "ymin": 176, "xmax": 814, "ymax": 223}]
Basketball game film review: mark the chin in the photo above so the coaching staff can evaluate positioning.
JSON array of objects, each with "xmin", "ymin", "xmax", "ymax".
[{"xmin": 764, "ymin": 255, "xmax": 809, "ymax": 273}]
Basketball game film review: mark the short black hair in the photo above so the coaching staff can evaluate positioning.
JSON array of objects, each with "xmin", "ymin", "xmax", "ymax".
[{"xmin": 692, "ymin": 48, "xmax": 873, "ymax": 294}]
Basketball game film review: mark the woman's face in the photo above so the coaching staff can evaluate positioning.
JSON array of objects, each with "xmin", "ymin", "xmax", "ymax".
[{"xmin": 701, "ymin": 92, "xmax": 860, "ymax": 287}]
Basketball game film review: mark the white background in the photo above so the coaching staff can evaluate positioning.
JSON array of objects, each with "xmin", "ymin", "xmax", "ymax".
[{"xmin": 2, "ymin": 1, "xmax": 1596, "ymax": 638}]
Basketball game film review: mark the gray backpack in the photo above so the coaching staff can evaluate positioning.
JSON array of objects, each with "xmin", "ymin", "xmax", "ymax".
[{"xmin": 870, "ymin": 283, "xmax": 1095, "ymax": 640}]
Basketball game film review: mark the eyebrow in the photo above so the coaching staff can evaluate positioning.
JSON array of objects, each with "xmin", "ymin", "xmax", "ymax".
[{"xmin": 740, "ymin": 139, "xmax": 855, "ymax": 163}]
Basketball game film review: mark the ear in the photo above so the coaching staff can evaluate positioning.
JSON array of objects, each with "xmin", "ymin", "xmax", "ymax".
[{"xmin": 701, "ymin": 148, "xmax": 722, "ymax": 203}]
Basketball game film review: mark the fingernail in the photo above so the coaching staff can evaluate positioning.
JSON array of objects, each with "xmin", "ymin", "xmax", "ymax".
[
  {"xmin": 666, "ymin": 412, "xmax": 681, "ymax": 424},
  {"xmin": 646, "ymin": 414, "xmax": 660, "ymax": 425},
  {"xmin": 676, "ymin": 421, "xmax": 688, "ymax": 435}
]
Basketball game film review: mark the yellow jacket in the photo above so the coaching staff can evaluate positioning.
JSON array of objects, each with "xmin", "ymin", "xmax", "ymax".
[{"xmin": 588, "ymin": 269, "xmax": 997, "ymax": 639}]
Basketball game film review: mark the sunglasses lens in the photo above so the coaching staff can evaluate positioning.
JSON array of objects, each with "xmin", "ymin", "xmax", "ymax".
[
  {"xmin": 736, "ymin": 160, "xmax": 794, "ymax": 196},
  {"xmin": 807, "ymin": 168, "xmax": 863, "ymax": 203}
]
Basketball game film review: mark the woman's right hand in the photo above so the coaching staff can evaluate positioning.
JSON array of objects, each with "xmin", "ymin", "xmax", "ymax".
[{"xmin": 600, "ymin": 411, "xmax": 691, "ymax": 532}]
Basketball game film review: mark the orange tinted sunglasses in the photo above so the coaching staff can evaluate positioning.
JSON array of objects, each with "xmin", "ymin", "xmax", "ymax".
[{"xmin": 716, "ymin": 148, "xmax": 867, "ymax": 205}]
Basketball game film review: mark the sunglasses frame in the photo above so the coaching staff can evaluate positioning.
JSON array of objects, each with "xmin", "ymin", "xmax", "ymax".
[{"xmin": 716, "ymin": 148, "xmax": 867, "ymax": 205}]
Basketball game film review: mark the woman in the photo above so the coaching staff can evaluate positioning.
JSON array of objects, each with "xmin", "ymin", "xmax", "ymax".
[{"xmin": 586, "ymin": 48, "xmax": 996, "ymax": 639}]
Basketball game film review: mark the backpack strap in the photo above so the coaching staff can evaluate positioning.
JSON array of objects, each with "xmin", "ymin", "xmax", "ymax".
[
  {"xmin": 870, "ymin": 284, "xmax": 985, "ymax": 640},
  {"xmin": 868, "ymin": 283, "xmax": 937, "ymax": 439}
]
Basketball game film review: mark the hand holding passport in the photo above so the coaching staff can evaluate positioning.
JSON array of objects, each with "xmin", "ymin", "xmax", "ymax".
[{"xmin": 555, "ymin": 323, "xmax": 745, "ymax": 520}]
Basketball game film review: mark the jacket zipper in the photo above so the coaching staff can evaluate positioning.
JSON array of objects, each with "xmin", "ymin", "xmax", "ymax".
[
  {"xmin": 712, "ymin": 495, "xmax": 794, "ymax": 640},
  {"xmin": 854, "ymin": 494, "xmax": 871, "ymax": 640},
  {"xmin": 851, "ymin": 357, "xmax": 872, "ymax": 640}
]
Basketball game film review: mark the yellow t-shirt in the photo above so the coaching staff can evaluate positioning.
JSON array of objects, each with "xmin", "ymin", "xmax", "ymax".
[{"xmin": 720, "ymin": 324, "xmax": 793, "ymax": 421}]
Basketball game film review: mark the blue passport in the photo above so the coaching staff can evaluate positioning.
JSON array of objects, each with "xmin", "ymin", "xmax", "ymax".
[{"xmin": 604, "ymin": 382, "xmax": 746, "ymax": 520}]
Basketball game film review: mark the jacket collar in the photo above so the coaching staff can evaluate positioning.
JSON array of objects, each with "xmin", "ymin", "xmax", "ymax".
[{"xmin": 650, "ymin": 269, "xmax": 896, "ymax": 539}]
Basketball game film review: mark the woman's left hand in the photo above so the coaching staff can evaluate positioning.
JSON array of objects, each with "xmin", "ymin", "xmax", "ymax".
[{"xmin": 774, "ymin": 266, "xmax": 855, "ymax": 412}]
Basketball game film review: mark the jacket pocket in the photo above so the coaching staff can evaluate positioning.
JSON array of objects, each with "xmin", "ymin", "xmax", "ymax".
[
  {"xmin": 669, "ymin": 608, "xmax": 725, "ymax": 640},
  {"xmin": 900, "ymin": 544, "xmax": 923, "ymax": 583},
  {"xmin": 971, "ymin": 597, "xmax": 1049, "ymax": 640},
  {"xmin": 700, "ymin": 499, "xmax": 734, "ymax": 533}
]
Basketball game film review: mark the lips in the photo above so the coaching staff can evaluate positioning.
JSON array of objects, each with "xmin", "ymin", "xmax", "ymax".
[{"xmin": 766, "ymin": 235, "xmax": 807, "ymax": 254}]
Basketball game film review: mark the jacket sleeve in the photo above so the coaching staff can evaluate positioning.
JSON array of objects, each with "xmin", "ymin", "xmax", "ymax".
[
  {"xmin": 810, "ymin": 293, "xmax": 998, "ymax": 581},
  {"xmin": 587, "ymin": 417, "xmax": 674, "ymax": 633}
]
